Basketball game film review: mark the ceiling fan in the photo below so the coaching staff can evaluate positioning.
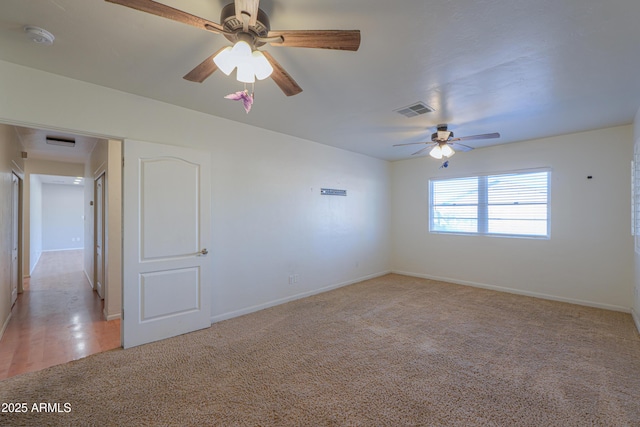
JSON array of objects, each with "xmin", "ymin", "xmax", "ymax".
[
  {"xmin": 393, "ymin": 124, "xmax": 500, "ymax": 159},
  {"xmin": 105, "ymin": 0, "xmax": 361, "ymax": 96}
]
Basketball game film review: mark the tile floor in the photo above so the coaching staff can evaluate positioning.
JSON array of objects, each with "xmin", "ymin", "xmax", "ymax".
[{"xmin": 0, "ymin": 250, "xmax": 120, "ymax": 379}]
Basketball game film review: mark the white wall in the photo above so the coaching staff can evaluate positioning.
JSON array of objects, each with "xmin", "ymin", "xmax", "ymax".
[
  {"xmin": 29, "ymin": 174, "xmax": 42, "ymax": 273},
  {"xmin": 633, "ymin": 107, "xmax": 640, "ymax": 330},
  {"xmin": 0, "ymin": 123, "xmax": 25, "ymax": 339},
  {"xmin": 22, "ymin": 160, "xmax": 85, "ymax": 275},
  {"xmin": 391, "ymin": 125, "xmax": 634, "ymax": 311},
  {"xmin": 210, "ymin": 132, "xmax": 390, "ymax": 319},
  {"xmin": 41, "ymin": 183, "xmax": 84, "ymax": 251},
  {"xmin": 105, "ymin": 140, "xmax": 122, "ymax": 320},
  {"xmin": 0, "ymin": 60, "xmax": 391, "ymax": 323}
]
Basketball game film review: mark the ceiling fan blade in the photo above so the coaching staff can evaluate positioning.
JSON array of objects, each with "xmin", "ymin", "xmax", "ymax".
[
  {"xmin": 235, "ymin": 0, "xmax": 259, "ymax": 28},
  {"xmin": 267, "ymin": 30, "xmax": 361, "ymax": 51},
  {"xmin": 450, "ymin": 132, "xmax": 500, "ymax": 142},
  {"xmin": 412, "ymin": 146, "xmax": 432, "ymax": 156},
  {"xmin": 183, "ymin": 48, "xmax": 227, "ymax": 83},
  {"xmin": 262, "ymin": 51, "xmax": 303, "ymax": 96},
  {"xmin": 450, "ymin": 142, "xmax": 474, "ymax": 152},
  {"xmin": 393, "ymin": 142, "xmax": 429, "ymax": 147},
  {"xmin": 105, "ymin": 0, "xmax": 225, "ymax": 34}
]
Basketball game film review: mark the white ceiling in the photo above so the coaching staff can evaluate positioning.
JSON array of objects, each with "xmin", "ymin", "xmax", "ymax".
[
  {"xmin": 35, "ymin": 174, "xmax": 85, "ymax": 185},
  {"xmin": 14, "ymin": 126, "xmax": 101, "ymax": 162},
  {"xmin": 1, "ymin": 0, "xmax": 639, "ymax": 161}
]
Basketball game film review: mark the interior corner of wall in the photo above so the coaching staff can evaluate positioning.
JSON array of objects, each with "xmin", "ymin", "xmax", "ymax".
[
  {"xmin": 634, "ymin": 106, "xmax": 640, "ymax": 142},
  {"xmin": 632, "ymin": 308, "xmax": 640, "ymax": 335}
]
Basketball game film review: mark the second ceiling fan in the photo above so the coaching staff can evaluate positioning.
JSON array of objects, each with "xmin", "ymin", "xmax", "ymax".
[
  {"xmin": 394, "ymin": 124, "xmax": 500, "ymax": 159},
  {"xmin": 105, "ymin": 0, "xmax": 361, "ymax": 96}
]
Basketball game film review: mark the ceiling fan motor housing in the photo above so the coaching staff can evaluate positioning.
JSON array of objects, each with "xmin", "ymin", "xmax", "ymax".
[
  {"xmin": 433, "ymin": 124, "xmax": 453, "ymax": 142},
  {"xmin": 432, "ymin": 131, "xmax": 453, "ymax": 142},
  {"xmin": 220, "ymin": 4, "xmax": 270, "ymax": 46}
]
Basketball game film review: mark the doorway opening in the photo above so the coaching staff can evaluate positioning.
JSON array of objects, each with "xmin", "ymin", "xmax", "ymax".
[{"xmin": 0, "ymin": 125, "xmax": 122, "ymax": 379}]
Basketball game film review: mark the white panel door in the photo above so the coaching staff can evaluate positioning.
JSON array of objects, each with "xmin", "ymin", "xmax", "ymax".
[
  {"xmin": 123, "ymin": 140, "xmax": 211, "ymax": 348},
  {"xmin": 10, "ymin": 173, "xmax": 19, "ymax": 307}
]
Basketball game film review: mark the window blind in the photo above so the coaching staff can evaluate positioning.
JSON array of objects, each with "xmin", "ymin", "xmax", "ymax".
[{"xmin": 430, "ymin": 169, "xmax": 550, "ymax": 238}]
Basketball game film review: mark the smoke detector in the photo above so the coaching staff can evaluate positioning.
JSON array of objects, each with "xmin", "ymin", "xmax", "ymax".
[{"xmin": 24, "ymin": 26, "xmax": 55, "ymax": 45}]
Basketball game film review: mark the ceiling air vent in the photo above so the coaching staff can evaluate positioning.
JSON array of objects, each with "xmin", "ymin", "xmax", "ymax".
[
  {"xmin": 46, "ymin": 136, "xmax": 76, "ymax": 147},
  {"xmin": 394, "ymin": 102, "xmax": 435, "ymax": 118}
]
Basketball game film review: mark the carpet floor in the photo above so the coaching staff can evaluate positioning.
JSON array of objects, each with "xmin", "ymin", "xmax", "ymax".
[{"xmin": 1, "ymin": 274, "xmax": 639, "ymax": 426}]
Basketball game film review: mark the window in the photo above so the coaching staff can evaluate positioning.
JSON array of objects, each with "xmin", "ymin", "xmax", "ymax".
[{"xmin": 430, "ymin": 169, "xmax": 550, "ymax": 238}]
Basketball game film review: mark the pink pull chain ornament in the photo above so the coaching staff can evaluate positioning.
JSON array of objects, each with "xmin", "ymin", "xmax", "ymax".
[{"xmin": 225, "ymin": 89, "xmax": 254, "ymax": 113}]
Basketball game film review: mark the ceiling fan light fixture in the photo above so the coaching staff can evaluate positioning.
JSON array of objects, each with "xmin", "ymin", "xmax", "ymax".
[
  {"xmin": 236, "ymin": 64, "xmax": 256, "ymax": 83},
  {"xmin": 429, "ymin": 145, "xmax": 443, "ymax": 159},
  {"xmin": 441, "ymin": 144, "xmax": 455, "ymax": 157},
  {"xmin": 213, "ymin": 45, "xmax": 236, "ymax": 75},
  {"xmin": 214, "ymin": 41, "xmax": 252, "ymax": 76},
  {"xmin": 213, "ymin": 41, "xmax": 273, "ymax": 83},
  {"xmin": 252, "ymin": 50, "xmax": 273, "ymax": 80}
]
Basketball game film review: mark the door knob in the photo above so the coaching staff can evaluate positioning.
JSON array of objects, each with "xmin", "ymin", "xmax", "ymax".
[{"xmin": 200, "ymin": 248, "xmax": 208, "ymax": 256}]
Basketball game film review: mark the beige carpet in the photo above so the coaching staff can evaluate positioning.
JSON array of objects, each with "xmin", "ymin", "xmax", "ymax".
[{"xmin": 1, "ymin": 274, "xmax": 639, "ymax": 426}]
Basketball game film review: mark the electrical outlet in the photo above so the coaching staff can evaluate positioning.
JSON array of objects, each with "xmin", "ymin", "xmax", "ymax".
[
  {"xmin": 294, "ymin": 274, "xmax": 299, "ymax": 283},
  {"xmin": 288, "ymin": 275, "xmax": 294, "ymax": 285}
]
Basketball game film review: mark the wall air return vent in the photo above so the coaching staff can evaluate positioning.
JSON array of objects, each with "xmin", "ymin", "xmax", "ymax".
[
  {"xmin": 46, "ymin": 137, "xmax": 76, "ymax": 147},
  {"xmin": 394, "ymin": 102, "xmax": 435, "ymax": 118},
  {"xmin": 321, "ymin": 188, "xmax": 347, "ymax": 196}
]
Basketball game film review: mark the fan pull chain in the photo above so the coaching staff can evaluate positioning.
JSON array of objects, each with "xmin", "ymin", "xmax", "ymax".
[{"xmin": 242, "ymin": 82, "xmax": 256, "ymax": 99}]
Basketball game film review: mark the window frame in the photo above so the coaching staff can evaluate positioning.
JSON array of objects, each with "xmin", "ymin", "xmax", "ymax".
[
  {"xmin": 633, "ymin": 148, "xmax": 640, "ymax": 253},
  {"xmin": 429, "ymin": 168, "xmax": 551, "ymax": 239}
]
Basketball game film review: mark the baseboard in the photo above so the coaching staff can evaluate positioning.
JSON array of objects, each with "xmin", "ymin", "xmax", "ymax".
[
  {"xmin": 105, "ymin": 313, "xmax": 121, "ymax": 321},
  {"xmin": 0, "ymin": 312, "xmax": 12, "ymax": 343},
  {"xmin": 210, "ymin": 270, "xmax": 391, "ymax": 324},
  {"xmin": 104, "ymin": 309, "xmax": 121, "ymax": 321},
  {"xmin": 30, "ymin": 251, "xmax": 41, "ymax": 275},
  {"xmin": 392, "ymin": 270, "xmax": 631, "ymax": 314},
  {"xmin": 84, "ymin": 270, "xmax": 94, "ymax": 290},
  {"xmin": 632, "ymin": 309, "xmax": 640, "ymax": 335}
]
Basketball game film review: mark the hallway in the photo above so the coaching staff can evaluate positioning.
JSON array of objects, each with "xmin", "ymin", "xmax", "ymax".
[{"xmin": 0, "ymin": 250, "xmax": 120, "ymax": 379}]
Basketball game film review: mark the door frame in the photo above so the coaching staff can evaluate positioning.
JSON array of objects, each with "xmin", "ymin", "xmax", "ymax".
[
  {"xmin": 10, "ymin": 171, "xmax": 24, "ymax": 303},
  {"xmin": 94, "ymin": 173, "xmax": 106, "ymax": 299}
]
